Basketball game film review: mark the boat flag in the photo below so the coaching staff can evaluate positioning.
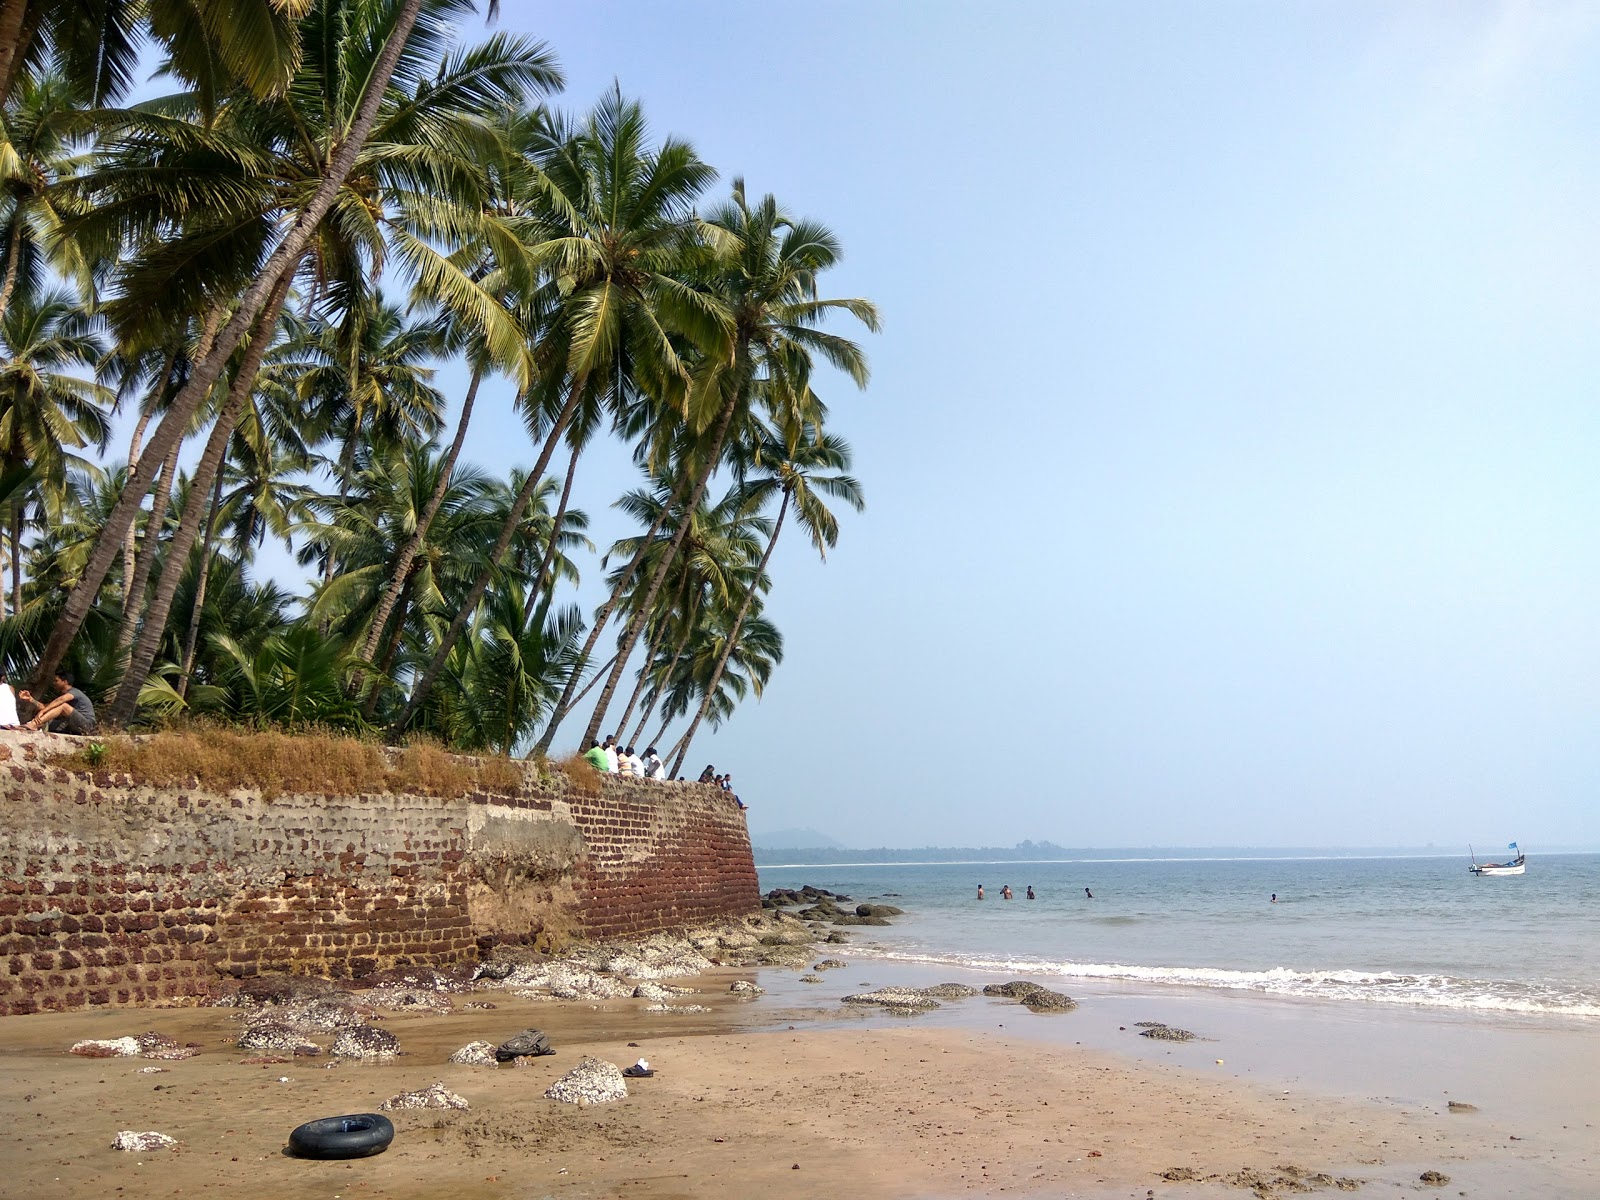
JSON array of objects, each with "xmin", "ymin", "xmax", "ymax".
[{"xmin": 1508, "ymin": 842, "xmax": 1518, "ymax": 850}]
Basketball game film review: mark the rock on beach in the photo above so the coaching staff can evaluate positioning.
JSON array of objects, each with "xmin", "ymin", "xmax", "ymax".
[
  {"xmin": 447, "ymin": 1041, "xmax": 499, "ymax": 1067},
  {"xmin": 331, "ymin": 1025, "xmax": 401, "ymax": 1060},
  {"xmin": 381, "ymin": 1081, "xmax": 469, "ymax": 1111},
  {"xmin": 544, "ymin": 1057, "xmax": 628, "ymax": 1105},
  {"xmin": 70, "ymin": 1037, "xmax": 141, "ymax": 1058},
  {"xmin": 842, "ymin": 988, "xmax": 941, "ymax": 1012}
]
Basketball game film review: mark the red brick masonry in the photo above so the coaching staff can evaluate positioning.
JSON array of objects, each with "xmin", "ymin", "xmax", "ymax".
[{"xmin": 0, "ymin": 738, "xmax": 759, "ymax": 1015}]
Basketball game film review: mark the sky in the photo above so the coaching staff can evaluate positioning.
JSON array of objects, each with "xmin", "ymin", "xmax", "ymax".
[{"xmin": 150, "ymin": 2, "xmax": 1600, "ymax": 849}]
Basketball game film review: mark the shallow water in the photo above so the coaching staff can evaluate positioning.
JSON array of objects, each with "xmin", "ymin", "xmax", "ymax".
[{"xmin": 759, "ymin": 852, "xmax": 1600, "ymax": 1018}]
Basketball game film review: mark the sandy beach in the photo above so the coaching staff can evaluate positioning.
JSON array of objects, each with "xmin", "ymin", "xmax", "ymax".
[{"xmin": 3, "ymin": 951, "xmax": 1592, "ymax": 1200}]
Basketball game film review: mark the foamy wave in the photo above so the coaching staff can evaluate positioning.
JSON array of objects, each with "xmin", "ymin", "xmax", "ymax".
[{"xmin": 855, "ymin": 948, "xmax": 1600, "ymax": 1018}]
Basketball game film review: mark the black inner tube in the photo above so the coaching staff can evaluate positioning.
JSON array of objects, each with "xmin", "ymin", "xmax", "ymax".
[{"xmin": 287, "ymin": 1112, "xmax": 395, "ymax": 1159}]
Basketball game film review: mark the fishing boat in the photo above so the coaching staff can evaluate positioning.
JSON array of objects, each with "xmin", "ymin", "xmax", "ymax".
[{"xmin": 1469, "ymin": 842, "xmax": 1526, "ymax": 876}]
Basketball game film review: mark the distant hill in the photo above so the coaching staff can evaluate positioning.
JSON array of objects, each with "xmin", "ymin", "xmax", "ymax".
[{"xmin": 749, "ymin": 827, "xmax": 844, "ymax": 850}]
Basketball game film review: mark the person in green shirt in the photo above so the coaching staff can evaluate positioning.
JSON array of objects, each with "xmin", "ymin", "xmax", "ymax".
[{"xmin": 582, "ymin": 742, "xmax": 609, "ymax": 772}]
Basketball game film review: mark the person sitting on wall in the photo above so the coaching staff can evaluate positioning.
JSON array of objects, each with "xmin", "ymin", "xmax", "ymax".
[
  {"xmin": 0, "ymin": 670, "xmax": 19, "ymax": 728},
  {"xmin": 602, "ymin": 734, "xmax": 620, "ymax": 773},
  {"xmin": 582, "ymin": 741, "xmax": 610, "ymax": 773},
  {"xmin": 625, "ymin": 745, "xmax": 646, "ymax": 777},
  {"xmin": 643, "ymin": 747, "xmax": 665, "ymax": 780},
  {"xmin": 23, "ymin": 673, "xmax": 98, "ymax": 735},
  {"xmin": 698, "ymin": 764, "xmax": 717, "ymax": 784},
  {"xmin": 615, "ymin": 745, "xmax": 636, "ymax": 776}
]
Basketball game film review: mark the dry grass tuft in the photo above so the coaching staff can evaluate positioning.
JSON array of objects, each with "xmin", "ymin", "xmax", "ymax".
[
  {"xmin": 555, "ymin": 752, "xmax": 602, "ymax": 795},
  {"xmin": 57, "ymin": 728, "xmax": 528, "ymax": 801}
]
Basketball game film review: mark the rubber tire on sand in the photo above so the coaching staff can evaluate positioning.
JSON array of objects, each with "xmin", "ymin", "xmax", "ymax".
[{"xmin": 287, "ymin": 1113, "xmax": 395, "ymax": 1159}]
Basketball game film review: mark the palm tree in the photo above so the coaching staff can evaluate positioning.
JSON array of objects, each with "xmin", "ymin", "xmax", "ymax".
[
  {"xmin": 572, "ymin": 182, "xmax": 876, "ymax": 752},
  {"xmin": 668, "ymin": 415, "xmax": 861, "ymax": 776},
  {"xmin": 35, "ymin": 0, "xmax": 551, "ymax": 686},
  {"xmin": 0, "ymin": 289, "xmax": 111, "ymax": 612},
  {"xmin": 0, "ymin": 68, "xmax": 93, "ymax": 325},
  {"xmin": 99, "ymin": 19, "xmax": 561, "ymax": 721},
  {"xmin": 0, "ymin": 0, "xmax": 304, "ymax": 110},
  {"xmin": 282, "ymin": 298, "xmax": 444, "ymax": 588},
  {"xmin": 390, "ymin": 89, "xmax": 731, "ymax": 735}
]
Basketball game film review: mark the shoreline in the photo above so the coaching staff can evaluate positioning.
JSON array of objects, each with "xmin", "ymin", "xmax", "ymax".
[{"xmin": 1, "ymin": 922, "xmax": 1595, "ymax": 1198}]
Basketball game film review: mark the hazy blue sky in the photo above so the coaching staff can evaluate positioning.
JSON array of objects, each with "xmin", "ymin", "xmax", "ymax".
[
  {"xmin": 470, "ymin": 1, "xmax": 1600, "ymax": 849},
  {"xmin": 196, "ymin": 3, "xmax": 1600, "ymax": 848}
]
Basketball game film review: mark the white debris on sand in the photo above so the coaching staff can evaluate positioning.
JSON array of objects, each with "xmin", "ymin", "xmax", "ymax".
[
  {"xmin": 642, "ymin": 1002, "xmax": 711, "ymax": 1014},
  {"xmin": 632, "ymin": 981, "xmax": 674, "ymax": 1002},
  {"xmin": 112, "ymin": 1131, "xmax": 177, "ymax": 1152},
  {"xmin": 447, "ymin": 1040, "xmax": 500, "ymax": 1066},
  {"xmin": 381, "ymin": 1081, "xmax": 469, "ymax": 1111},
  {"xmin": 71, "ymin": 1037, "xmax": 141, "ymax": 1057},
  {"xmin": 544, "ymin": 1057, "xmax": 628, "ymax": 1105}
]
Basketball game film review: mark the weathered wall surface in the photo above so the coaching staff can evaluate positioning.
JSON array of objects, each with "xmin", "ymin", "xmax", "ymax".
[{"xmin": 0, "ymin": 734, "xmax": 759, "ymax": 1016}]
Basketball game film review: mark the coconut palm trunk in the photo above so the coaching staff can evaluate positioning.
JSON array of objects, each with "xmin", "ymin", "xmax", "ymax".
[
  {"xmin": 530, "ymin": 465, "xmax": 697, "ymax": 757},
  {"xmin": 8, "ymin": 498, "xmax": 21, "ymax": 614},
  {"xmin": 105, "ymin": 270, "xmax": 294, "ymax": 725},
  {"xmin": 523, "ymin": 436, "xmax": 581, "ymax": 624},
  {"xmin": 613, "ymin": 569, "xmax": 693, "ymax": 742},
  {"xmin": 626, "ymin": 602, "xmax": 697, "ymax": 749},
  {"xmin": 359, "ymin": 365, "xmax": 483, "ymax": 666},
  {"xmin": 669, "ymin": 487, "xmax": 790, "ymax": 778},
  {"xmin": 389, "ymin": 370, "xmax": 592, "ymax": 737},
  {"xmin": 33, "ymin": 0, "xmax": 429, "ymax": 688},
  {"xmin": 110, "ymin": 437, "xmax": 180, "ymax": 667},
  {"xmin": 0, "ymin": 0, "xmax": 41, "ymax": 105},
  {"xmin": 175, "ymin": 469, "xmax": 227, "ymax": 698},
  {"xmin": 579, "ymin": 389, "xmax": 742, "ymax": 749},
  {"xmin": 0, "ymin": 218, "xmax": 23, "ymax": 328},
  {"xmin": 118, "ymin": 381, "xmax": 163, "ymax": 613},
  {"xmin": 360, "ymin": 567, "xmax": 419, "ymax": 720}
]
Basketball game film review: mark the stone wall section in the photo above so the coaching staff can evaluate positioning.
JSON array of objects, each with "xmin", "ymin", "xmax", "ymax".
[{"xmin": 0, "ymin": 735, "xmax": 758, "ymax": 1016}]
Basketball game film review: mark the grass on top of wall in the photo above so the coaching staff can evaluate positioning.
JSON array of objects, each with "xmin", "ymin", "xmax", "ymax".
[{"xmin": 60, "ymin": 727, "xmax": 528, "ymax": 800}]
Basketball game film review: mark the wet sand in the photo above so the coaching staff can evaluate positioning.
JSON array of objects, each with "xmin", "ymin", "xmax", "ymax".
[{"xmin": 1, "ymin": 962, "xmax": 1592, "ymax": 1199}]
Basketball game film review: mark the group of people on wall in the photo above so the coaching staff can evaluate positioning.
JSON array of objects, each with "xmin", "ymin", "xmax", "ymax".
[
  {"xmin": 0, "ymin": 671, "xmax": 98, "ymax": 734},
  {"xmin": 579, "ymin": 734, "xmax": 747, "ymax": 810},
  {"xmin": 583, "ymin": 734, "xmax": 665, "ymax": 779}
]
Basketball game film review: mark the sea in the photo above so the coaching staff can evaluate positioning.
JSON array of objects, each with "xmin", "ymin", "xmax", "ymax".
[{"xmin": 756, "ymin": 852, "xmax": 1600, "ymax": 1021}]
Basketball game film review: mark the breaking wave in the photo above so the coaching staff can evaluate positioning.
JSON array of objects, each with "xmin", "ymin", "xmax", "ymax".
[{"xmin": 852, "ymin": 948, "xmax": 1600, "ymax": 1018}]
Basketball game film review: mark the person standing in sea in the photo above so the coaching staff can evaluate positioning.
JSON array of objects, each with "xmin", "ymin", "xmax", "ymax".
[{"xmin": 976, "ymin": 884, "xmax": 985, "ymax": 900}]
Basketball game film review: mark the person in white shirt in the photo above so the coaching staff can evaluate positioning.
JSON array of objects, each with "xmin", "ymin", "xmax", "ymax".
[
  {"xmin": 643, "ymin": 748, "xmax": 665, "ymax": 780},
  {"xmin": 602, "ymin": 735, "xmax": 619, "ymax": 773},
  {"xmin": 624, "ymin": 746, "xmax": 646, "ymax": 777},
  {"xmin": 617, "ymin": 747, "xmax": 637, "ymax": 776},
  {"xmin": 0, "ymin": 672, "xmax": 19, "ymax": 727}
]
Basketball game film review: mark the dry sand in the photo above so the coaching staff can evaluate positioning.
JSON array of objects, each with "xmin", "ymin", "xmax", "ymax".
[{"xmin": 0, "ymin": 977, "xmax": 1518, "ymax": 1200}]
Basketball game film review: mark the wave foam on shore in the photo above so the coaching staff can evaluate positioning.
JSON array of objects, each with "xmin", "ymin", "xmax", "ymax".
[{"xmin": 853, "ymin": 947, "xmax": 1600, "ymax": 1018}]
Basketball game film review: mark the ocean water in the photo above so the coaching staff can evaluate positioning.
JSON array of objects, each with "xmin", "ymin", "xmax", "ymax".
[{"xmin": 758, "ymin": 853, "xmax": 1600, "ymax": 1020}]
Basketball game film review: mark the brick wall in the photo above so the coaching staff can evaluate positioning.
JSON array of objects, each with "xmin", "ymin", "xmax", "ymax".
[{"xmin": 0, "ymin": 734, "xmax": 759, "ymax": 1016}]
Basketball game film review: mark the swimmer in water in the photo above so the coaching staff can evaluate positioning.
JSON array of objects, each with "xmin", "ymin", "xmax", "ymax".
[
  {"xmin": 1271, "ymin": 893, "xmax": 1278, "ymax": 903},
  {"xmin": 1002, "ymin": 885, "xmax": 1013, "ymax": 900},
  {"xmin": 1026, "ymin": 885, "xmax": 1035, "ymax": 900},
  {"xmin": 977, "ymin": 884, "xmax": 985, "ymax": 901},
  {"xmin": 1084, "ymin": 887, "xmax": 1093, "ymax": 899}
]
